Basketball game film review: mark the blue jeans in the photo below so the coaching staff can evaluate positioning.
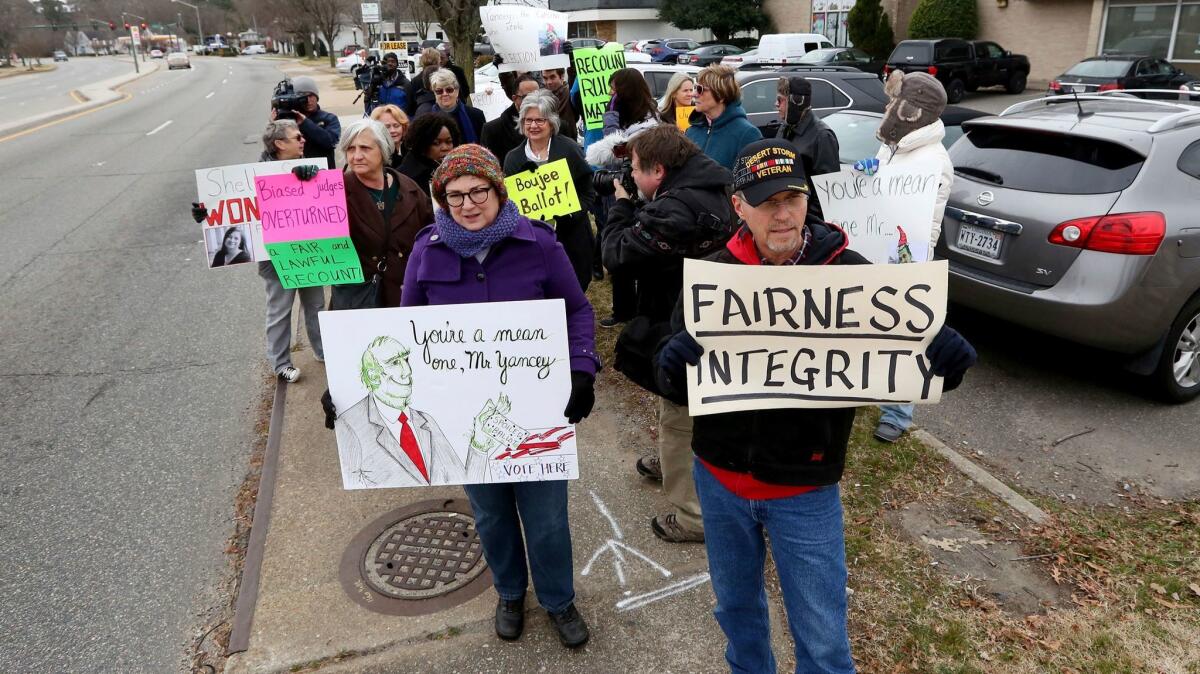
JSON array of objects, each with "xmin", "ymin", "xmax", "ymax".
[
  {"xmin": 879, "ymin": 403, "xmax": 914, "ymax": 431},
  {"xmin": 463, "ymin": 480, "xmax": 575, "ymax": 614},
  {"xmin": 694, "ymin": 461, "xmax": 855, "ymax": 674}
]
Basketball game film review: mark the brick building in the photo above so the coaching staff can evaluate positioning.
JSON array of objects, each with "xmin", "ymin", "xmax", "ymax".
[{"xmin": 765, "ymin": 0, "xmax": 1200, "ymax": 82}]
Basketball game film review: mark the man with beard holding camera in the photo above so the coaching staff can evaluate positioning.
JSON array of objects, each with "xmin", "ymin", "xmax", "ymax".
[
  {"xmin": 271, "ymin": 76, "xmax": 341, "ymax": 168},
  {"xmin": 601, "ymin": 124, "xmax": 736, "ymax": 543},
  {"xmin": 367, "ymin": 52, "xmax": 410, "ymax": 113}
]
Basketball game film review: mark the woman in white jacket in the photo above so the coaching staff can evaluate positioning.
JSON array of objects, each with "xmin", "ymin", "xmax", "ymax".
[{"xmin": 859, "ymin": 70, "xmax": 955, "ymax": 443}]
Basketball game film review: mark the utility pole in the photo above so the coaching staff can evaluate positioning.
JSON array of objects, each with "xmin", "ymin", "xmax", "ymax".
[{"xmin": 172, "ymin": 0, "xmax": 204, "ymax": 50}]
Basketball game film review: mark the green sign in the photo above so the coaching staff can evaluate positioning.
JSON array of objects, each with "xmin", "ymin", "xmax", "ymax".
[
  {"xmin": 573, "ymin": 45, "xmax": 626, "ymax": 131},
  {"xmin": 265, "ymin": 236, "xmax": 364, "ymax": 289}
]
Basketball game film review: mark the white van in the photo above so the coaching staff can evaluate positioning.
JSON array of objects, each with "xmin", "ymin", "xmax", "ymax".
[{"xmin": 757, "ymin": 33, "xmax": 836, "ymax": 65}]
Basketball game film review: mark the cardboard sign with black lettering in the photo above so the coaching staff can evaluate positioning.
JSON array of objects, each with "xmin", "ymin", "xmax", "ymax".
[{"xmin": 682, "ymin": 258, "xmax": 949, "ymax": 415}]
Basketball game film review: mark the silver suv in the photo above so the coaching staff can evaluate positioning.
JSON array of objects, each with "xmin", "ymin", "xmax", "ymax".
[{"xmin": 937, "ymin": 92, "xmax": 1200, "ymax": 402}]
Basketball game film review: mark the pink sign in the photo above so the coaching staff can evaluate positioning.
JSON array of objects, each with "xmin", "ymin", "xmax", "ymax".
[{"xmin": 255, "ymin": 169, "xmax": 350, "ymax": 244}]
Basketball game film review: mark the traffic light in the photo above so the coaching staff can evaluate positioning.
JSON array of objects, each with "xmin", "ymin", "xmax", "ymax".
[
  {"xmin": 109, "ymin": 21, "xmax": 116, "ymax": 30},
  {"xmin": 124, "ymin": 22, "xmax": 130, "ymax": 29},
  {"xmin": 140, "ymin": 23, "xmax": 147, "ymax": 31}
]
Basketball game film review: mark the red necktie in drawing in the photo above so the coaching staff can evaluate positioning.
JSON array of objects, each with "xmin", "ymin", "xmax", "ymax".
[{"xmin": 397, "ymin": 412, "xmax": 430, "ymax": 483}]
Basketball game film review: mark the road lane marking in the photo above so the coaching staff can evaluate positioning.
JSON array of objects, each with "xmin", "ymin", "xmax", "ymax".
[
  {"xmin": 146, "ymin": 120, "xmax": 173, "ymax": 135},
  {"xmin": 221, "ymin": 78, "xmax": 227, "ymax": 84},
  {"xmin": 205, "ymin": 91, "xmax": 214, "ymax": 99},
  {"xmin": 0, "ymin": 91, "xmax": 132, "ymax": 144}
]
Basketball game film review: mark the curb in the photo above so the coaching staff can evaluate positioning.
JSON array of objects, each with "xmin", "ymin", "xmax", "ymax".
[
  {"xmin": 0, "ymin": 60, "xmax": 160, "ymax": 138},
  {"xmin": 913, "ymin": 428, "xmax": 1050, "ymax": 524}
]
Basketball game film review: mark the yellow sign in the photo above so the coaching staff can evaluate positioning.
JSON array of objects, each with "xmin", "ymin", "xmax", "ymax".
[
  {"xmin": 378, "ymin": 41, "xmax": 407, "ymax": 52},
  {"xmin": 503, "ymin": 158, "xmax": 581, "ymax": 223},
  {"xmin": 675, "ymin": 105, "xmax": 695, "ymax": 131}
]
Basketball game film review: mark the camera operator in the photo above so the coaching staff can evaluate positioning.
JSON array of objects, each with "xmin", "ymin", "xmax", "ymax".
[
  {"xmin": 271, "ymin": 76, "xmax": 341, "ymax": 168},
  {"xmin": 601, "ymin": 124, "xmax": 736, "ymax": 544},
  {"xmin": 366, "ymin": 52, "xmax": 409, "ymax": 114}
]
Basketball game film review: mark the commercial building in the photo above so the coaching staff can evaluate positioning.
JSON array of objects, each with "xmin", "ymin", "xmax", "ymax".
[
  {"xmin": 550, "ymin": 0, "xmax": 712, "ymax": 43},
  {"xmin": 764, "ymin": 0, "xmax": 1200, "ymax": 82}
]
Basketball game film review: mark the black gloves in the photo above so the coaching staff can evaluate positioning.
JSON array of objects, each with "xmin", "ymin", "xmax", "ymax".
[
  {"xmin": 191, "ymin": 202, "xmax": 208, "ymax": 223},
  {"xmin": 563, "ymin": 371, "xmax": 595, "ymax": 423},
  {"xmin": 659, "ymin": 331, "xmax": 703, "ymax": 389},
  {"xmin": 321, "ymin": 389, "xmax": 337, "ymax": 430},
  {"xmin": 925, "ymin": 326, "xmax": 977, "ymax": 391},
  {"xmin": 292, "ymin": 164, "xmax": 318, "ymax": 181},
  {"xmin": 492, "ymin": 53, "xmax": 503, "ymax": 66}
]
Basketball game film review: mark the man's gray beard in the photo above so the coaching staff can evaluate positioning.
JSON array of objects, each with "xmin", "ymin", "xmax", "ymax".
[{"xmin": 766, "ymin": 234, "xmax": 801, "ymax": 254}]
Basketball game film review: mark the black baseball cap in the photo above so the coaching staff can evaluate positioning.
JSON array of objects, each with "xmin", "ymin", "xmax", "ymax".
[{"xmin": 731, "ymin": 139, "xmax": 810, "ymax": 206}]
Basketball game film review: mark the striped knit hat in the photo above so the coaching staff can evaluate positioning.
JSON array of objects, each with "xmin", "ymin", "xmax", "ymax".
[{"xmin": 430, "ymin": 144, "xmax": 508, "ymax": 209}]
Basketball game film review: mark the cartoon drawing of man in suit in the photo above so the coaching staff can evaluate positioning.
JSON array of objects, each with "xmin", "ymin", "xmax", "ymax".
[{"xmin": 335, "ymin": 336, "xmax": 506, "ymax": 488}]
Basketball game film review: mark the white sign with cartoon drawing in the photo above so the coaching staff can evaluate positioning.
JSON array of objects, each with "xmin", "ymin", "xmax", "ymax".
[{"xmin": 319, "ymin": 299, "xmax": 579, "ymax": 489}]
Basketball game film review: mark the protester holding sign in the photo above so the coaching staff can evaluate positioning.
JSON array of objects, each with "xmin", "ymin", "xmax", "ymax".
[
  {"xmin": 653, "ymin": 139, "xmax": 976, "ymax": 674},
  {"xmin": 334, "ymin": 118, "xmax": 433, "ymax": 310},
  {"xmin": 502, "ymin": 90, "xmax": 595, "ymax": 291},
  {"xmin": 866, "ymin": 70, "xmax": 955, "ymax": 444},
  {"xmin": 658, "ymin": 72, "xmax": 696, "ymax": 129},
  {"xmin": 684, "ymin": 65, "xmax": 763, "ymax": 171},
  {"xmin": 402, "ymin": 144, "xmax": 600, "ymax": 648},
  {"xmin": 601, "ymin": 124, "xmax": 736, "ymax": 544}
]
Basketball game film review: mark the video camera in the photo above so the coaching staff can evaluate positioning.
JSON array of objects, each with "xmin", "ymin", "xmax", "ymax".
[
  {"xmin": 352, "ymin": 56, "xmax": 386, "ymax": 110},
  {"xmin": 592, "ymin": 142, "xmax": 638, "ymax": 199},
  {"xmin": 271, "ymin": 79, "xmax": 308, "ymax": 120}
]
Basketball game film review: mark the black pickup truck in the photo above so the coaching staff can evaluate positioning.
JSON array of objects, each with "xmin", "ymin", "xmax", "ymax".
[{"xmin": 884, "ymin": 39, "xmax": 1030, "ymax": 104}]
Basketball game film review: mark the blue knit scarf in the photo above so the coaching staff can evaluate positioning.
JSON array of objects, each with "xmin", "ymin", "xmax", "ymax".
[
  {"xmin": 434, "ymin": 199, "xmax": 521, "ymax": 258},
  {"xmin": 450, "ymin": 101, "xmax": 478, "ymax": 143}
]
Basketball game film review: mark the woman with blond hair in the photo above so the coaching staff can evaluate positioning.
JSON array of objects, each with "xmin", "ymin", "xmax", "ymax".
[
  {"xmin": 369, "ymin": 103, "xmax": 410, "ymax": 167},
  {"xmin": 658, "ymin": 72, "xmax": 695, "ymax": 129}
]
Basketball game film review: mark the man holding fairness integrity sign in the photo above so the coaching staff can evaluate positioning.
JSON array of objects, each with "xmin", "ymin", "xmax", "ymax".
[{"xmin": 654, "ymin": 139, "xmax": 978, "ymax": 673}]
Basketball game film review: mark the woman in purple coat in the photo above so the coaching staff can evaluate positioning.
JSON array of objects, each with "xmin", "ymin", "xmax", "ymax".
[{"xmin": 401, "ymin": 144, "xmax": 600, "ymax": 648}]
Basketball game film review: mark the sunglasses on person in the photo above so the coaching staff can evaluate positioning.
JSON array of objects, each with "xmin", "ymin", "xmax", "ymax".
[
  {"xmin": 444, "ymin": 185, "xmax": 493, "ymax": 208},
  {"xmin": 434, "ymin": 87, "xmax": 457, "ymax": 95},
  {"xmin": 694, "ymin": 84, "xmax": 708, "ymax": 95}
]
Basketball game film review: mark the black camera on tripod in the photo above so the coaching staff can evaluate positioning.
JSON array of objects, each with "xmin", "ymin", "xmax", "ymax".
[
  {"xmin": 352, "ymin": 56, "xmax": 386, "ymax": 108},
  {"xmin": 271, "ymin": 79, "xmax": 309, "ymax": 120},
  {"xmin": 592, "ymin": 143, "xmax": 638, "ymax": 199}
]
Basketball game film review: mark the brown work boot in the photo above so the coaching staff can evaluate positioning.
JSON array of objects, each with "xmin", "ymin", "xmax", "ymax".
[
  {"xmin": 651, "ymin": 513, "xmax": 704, "ymax": 543},
  {"xmin": 635, "ymin": 454, "xmax": 662, "ymax": 482}
]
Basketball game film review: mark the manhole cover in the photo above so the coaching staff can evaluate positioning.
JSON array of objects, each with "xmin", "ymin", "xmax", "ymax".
[{"xmin": 340, "ymin": 498, "xmax": 493, "ymax": 615}]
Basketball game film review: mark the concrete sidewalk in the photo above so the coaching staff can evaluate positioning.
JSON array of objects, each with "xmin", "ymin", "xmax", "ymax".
[
  {"xmin": 224, "ymin": 353, "xmax": 791, "ymax": 673},
  {"xmin": 0, "ymin": 57, "xmax": 160, "ymax": 137}
]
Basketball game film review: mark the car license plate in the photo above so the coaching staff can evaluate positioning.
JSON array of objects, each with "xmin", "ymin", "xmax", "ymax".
[
  {"xmin": 956, "ymin": 222, "xmax": 1004, "ymax": 259},
  {"xmin": 1070, "ymin": 85, "xmax": 1084, "ymax": 93}
]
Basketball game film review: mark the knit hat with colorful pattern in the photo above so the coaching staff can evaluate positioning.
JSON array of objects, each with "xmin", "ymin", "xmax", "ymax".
[{"xmin": 430, "ymin": 144, "xmax": 508, "ymax": 209}]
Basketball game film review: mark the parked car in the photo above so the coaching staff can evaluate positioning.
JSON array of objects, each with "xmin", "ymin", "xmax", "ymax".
[
  {"xmin": 649, "ymin": 38, "xmax": 700, "ymax": 64},
  {"xmin": 568, "ymin": 38, "xmax": 606, "ymax": 50},
  {"xmin": 884, "ymin": 39, "xmax": 1030, "ymax": 104},
  {"xmin": 937, "ymin": 93, "xmax": 1200, "ymax": 401},
  {"xmin": 681, "ymin": 44, "xmax": 743, "ymax": 67},
  {"xmin": 241, "ymin": 44, "xmax": 266, "ymax": 55},
  {"xmin": 757, "ymin": 33, "xmax": 836, "ymax": 66},
  {"xmin": 1049, "ymin": 55, "xmax": 1200, "ymax": 97},
  {"xmin": 796, "ymin": 47, "xmax": 884, "ymax": 76},
  {"xmin": 149, "ymin": 49, "xmax": 164, "ymax": 59},
  {"xmin": 627, "ymin": 62, "xmax": 701, "ymax": 100},
  {"xmin": 336, "ymin": 48, "xmax": 382, "ymax": 74},
  {"xmin": 722, "ymin": 48, "xmax": 760, "ymax": 70},
  {"xmin": 52, "ymin": 50, "xmax": 68, "ymax": 62},
  {"xmin": 166, "ymin": 51, "xmax": 191, "ymax": 69},
  {"xmin": 474, "ymin": 36, "xmax": 494, "ymax": 57},
  {"xmin": 735, "ymin": 65, "xmax": 890, "ymax": 135},
  {"xmin": 821, "ymin": 106, "xmax": 989, "ymax": 166}
]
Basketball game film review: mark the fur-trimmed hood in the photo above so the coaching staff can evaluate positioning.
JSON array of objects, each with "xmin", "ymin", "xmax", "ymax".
[{"xmin": 585, "ymin": 115, "xmax": 661, "ymax": 167}]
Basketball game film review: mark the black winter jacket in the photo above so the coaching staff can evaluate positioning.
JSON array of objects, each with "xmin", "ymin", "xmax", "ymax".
[
  {"xmin": 481, "ymin": 105, "xmax": 523, "ymax": 163},
  {"xmin": 655, "ymin": 221, "xmax": 870, "ymax": 487},
  {"xmin": 601, "ymin": 152, "xmax": 736, "ymax": 323},
  {"xmin": 300, "ymin": 107, "xmax": 342, "ymax": 169},
  {"xmin": 776, "ymin": 112, "xmax": 840, "ymax": 221}
]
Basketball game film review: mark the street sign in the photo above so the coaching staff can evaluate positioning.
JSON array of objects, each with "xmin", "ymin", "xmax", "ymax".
[
  {"xmin": 130, "ymin": 25, "xmax": 141, "ymax": 45},
  {"xmin": 378, "ymin": 40, "xmax": 407, "ymax": 52},
  {"xmin": 361, "ymin": 2, "xmax": 380, "ymax": 23}
]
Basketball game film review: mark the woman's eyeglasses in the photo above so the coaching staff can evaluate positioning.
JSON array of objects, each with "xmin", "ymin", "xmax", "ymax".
[
  {"xmin": 444, "ymin": 186, "xmax": 492, "ymax": 207},
  {"xmin": 522, "ymin": 117, "xmax": 549, "ymax": 127},
  {"xmin": 434, "ymin": 87, "xmax": 457, "ymax": 95},
  {"xmin": 694, "ymin": 84, "xmax": 708, "ymax": 95}
]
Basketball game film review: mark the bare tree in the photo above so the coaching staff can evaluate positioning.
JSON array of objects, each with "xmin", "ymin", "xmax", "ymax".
[
  {"xmin": 388, "ymin": 0, "xmax": 433, "ymax": 41},
  {"xmin": 423, "ymin": 0, "xmax": 483, "ymax": 87},
  {"xmin": 295, "ymin": 0, "xmax": 351, "ymax": 66}
]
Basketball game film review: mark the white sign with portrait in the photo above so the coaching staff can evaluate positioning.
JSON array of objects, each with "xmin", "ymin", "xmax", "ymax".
[
  {"xmin": 319, "ymin": 299, "xmax": 579, "ymax": 489},
  {"xmin": 479, "ymin": 5, "xmax": 569, "ymax": 73}
]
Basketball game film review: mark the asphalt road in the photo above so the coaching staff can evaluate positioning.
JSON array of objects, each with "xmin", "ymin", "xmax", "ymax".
[
  {"xmin": 0, "ymin": 56, "xmax": 286, "ymax": 671},
  {"xmin": 0, "ymin": 55, "xmax": 135, "ymax": 126}
]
